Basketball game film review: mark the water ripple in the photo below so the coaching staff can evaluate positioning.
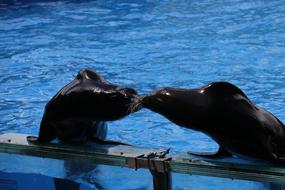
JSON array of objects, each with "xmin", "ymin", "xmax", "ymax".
[{"xmin": 1, "ymin": 0, "xmax": 285, "ymax": 189}]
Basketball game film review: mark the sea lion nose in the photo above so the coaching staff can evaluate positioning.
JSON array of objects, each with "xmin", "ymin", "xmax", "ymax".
[{"xmin": 141, "ymin": 94, "xmax": 153, "ymax": 107}]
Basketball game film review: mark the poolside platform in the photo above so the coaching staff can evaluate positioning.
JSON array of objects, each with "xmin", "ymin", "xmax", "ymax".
[{"xmin": 0, "ymin": 133, "xmax": 285, "ymax": 190}]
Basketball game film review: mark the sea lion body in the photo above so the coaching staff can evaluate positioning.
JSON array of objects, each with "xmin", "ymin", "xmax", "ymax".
[
  {"xmin": 29, "ymin": 69, "xmax": 140, "ymax": 143},
  {"xmin": 142, "ymin": 82, "xmax": 285, "ymax": 163}
]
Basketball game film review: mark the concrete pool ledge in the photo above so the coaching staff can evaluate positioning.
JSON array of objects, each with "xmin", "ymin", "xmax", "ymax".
[{"xmin": 0, "ymin": 133, "xmax": 285, "ymax": 187}]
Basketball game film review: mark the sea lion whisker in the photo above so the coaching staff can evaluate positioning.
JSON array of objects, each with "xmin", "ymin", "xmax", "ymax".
[{"xmin": 127, "ymin": 97, "xmax": 143, "ymax": 114}]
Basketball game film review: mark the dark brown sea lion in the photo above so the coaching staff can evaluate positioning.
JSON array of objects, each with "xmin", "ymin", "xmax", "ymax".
[
  {"xmin": 27, "ymin": 69, "xmax": 141, "ymax": 144},
  {"xmin": 141, "ymin": 82, "xmax": 285, "ymax": 163}
]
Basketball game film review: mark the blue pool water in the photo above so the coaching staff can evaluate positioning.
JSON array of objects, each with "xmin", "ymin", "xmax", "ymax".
[{"xmin": 1, "ymin": 0, "xmax": 285, "ymax": 189}]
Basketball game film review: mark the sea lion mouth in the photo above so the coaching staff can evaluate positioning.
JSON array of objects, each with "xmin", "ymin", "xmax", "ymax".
[
  {"xmin": 141, "ymin": 93, "xmax": 163, "ymax": 107},
  {"xmin": 127, "ymin": 95, "xmax": 143, "ymax": 114}
]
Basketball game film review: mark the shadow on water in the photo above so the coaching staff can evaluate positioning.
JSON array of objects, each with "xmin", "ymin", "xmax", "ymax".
[
  {"xmin": 58, "ymin": 161, "xmax": 105, "ymax": 190},
  {"xmin": 54, "ymin": 120, "xmax": 109, "ymax": 190},
  {"xmin": 0, "ymin": 171, "xmax": 96, "ymax": 190},
  {"xmin": 265, "ymin": 183, "xmax": 285, "ymax": 190}
]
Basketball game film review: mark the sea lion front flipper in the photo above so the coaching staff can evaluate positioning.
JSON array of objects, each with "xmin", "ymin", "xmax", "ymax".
[
  {"xmin": 187, "ymin": 147, "xmax": 232, "ymax": 159},
  {"xmin": 27, "ymin": 118, "xmax": 56, "ymax": 143},
  {"xmin": 27, "ymin": 136, "xmax": 39, "ymax": 143},
  {"xmin": 89, "ymin": 135, "xmax": 131, "ymax": 146},
  {"xmin": 270, "ymin": 153, "xmax": 285, "ymax": 165}
]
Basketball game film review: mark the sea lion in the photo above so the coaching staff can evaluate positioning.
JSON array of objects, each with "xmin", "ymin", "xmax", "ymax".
[
  {"xmin": 28, "ymin": 69, "xmax": 141, "ymax": 144},
  {"xmin": 141, "ymin": 82, "xmax": 285, "ymax": 163}
]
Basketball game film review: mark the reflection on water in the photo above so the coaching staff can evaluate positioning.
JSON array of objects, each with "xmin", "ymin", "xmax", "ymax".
[
  {"xmin": 1, "ymin": 167, "xmax": 285, "ymax": 190},
  {"xmin": 1, "ymin": 0, "xmax": 285, "ymax": 189},
  {"xmin": 173, "ymin": 173, "xmax": 285, "ymax": 190},
  {"xmin": 0, "ymin": 171, "xmax": 89, "ymax": 190},
  {"xmin": 0, "ymin": 153, "xmax": 153, "ymax": 190}
]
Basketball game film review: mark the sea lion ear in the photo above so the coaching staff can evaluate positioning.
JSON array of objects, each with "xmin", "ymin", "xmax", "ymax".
[
  {"xmin": 205, "ymin": 82, "xmax": 248, "ymax": 98},
  {"xmin": 120, "ymin": 87, "xmax": 138, "ymax": 95}
]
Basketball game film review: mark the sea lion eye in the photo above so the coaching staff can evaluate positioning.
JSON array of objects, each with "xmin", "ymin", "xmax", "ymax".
[
  {"xmin": 160, "ymin": 90, "xmax": 170, "ymax": 96},
  {"xmin": 120, "ymin": 88, "xmax": 137, "ymax": 95}
]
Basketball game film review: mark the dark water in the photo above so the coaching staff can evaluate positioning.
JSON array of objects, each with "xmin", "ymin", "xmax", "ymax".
[{"xmin": 1, "ymin": 0, "xmax": 285, "ymax": 189}]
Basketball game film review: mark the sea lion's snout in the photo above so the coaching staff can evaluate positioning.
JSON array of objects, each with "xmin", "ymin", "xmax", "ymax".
[
  {"xmin": 126, "ymin": 95, "xmax": 143, "ymax": 114},
  {"xmin": 118, "ymin": 87, "xmax": 143, "ymax": 114},
  {"xmin": 141, "ymin": 88, "xmax": 168, "ymax": 111},
  {"xmin": 141, "ymin": 94, "xmax": 152, "ymax": 108}
]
